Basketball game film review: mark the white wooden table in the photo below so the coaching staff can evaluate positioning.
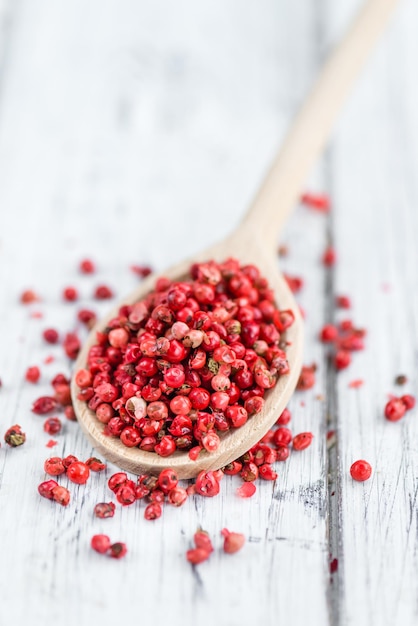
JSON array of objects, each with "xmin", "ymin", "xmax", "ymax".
[{"xmin": 0, "ymin": 1, "xmax": 417, "ymax": 624}]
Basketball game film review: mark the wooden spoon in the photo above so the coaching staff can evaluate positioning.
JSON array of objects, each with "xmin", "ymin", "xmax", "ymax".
[{"xmin": 71, "ymin": 0, "xmax": 398, "ymax": 479}]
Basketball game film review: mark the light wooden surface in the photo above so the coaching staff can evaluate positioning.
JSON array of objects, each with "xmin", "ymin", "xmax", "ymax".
[{"xmin": 0, "ymin": 1, "xmax": 417, "ymax": 625}]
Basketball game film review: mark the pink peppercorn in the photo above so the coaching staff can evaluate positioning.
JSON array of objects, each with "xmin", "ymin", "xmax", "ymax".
[
  {"xmin": 66, "ymin": 461, "xmax": 90, "ymax": 485},
  {"xmin": 336, "ymin": 295, "xmax": 351, "ymax": 309},
  {"xmin": 44, "ymin": 417, "xmax": 62, "ymax": 435},
  {"xmin": 384, "ymin": 398, "xmax": 406, "ymax": 422},
  {"xmin": 43, "ymin": 328, "xmax": 59, "ymax": 344},
  {"xmin": 109, "ymin": 542, "xmax": 128, "ymax": 559},
  {"xmin": 63, "ymin": 286, "xmax": 78, "ymax": 302},
  {"xmin": 293, "ymin": 432, "xmax": 314, "ymax": 451},
  {"xmin": 25, "ymin": 366, "xmax": 40, "ymax": 384},
  {"xmin": 186, "ymin": 548, "xmax": 210, "ymax": 565},
  {"xmin": 51, "ymin": 485, "xmax": 70, "ymax": 506},
  {"xmin": 236, "ymin": 482, "xmax": 256, "ymax": 498},
  {"xmin": 94, "ymin": 502, "xmax": 116, "ymax": 519},
  {"xmin": 91, "ymin": 534, "xmax": 111, "ymax": 554},
  {"xmin": 79, "ymin": 258, "xmax": 95, "ymax": 274},
  {"xmin": 320, "ymin": 324, "xmax": 338, "ymax": 343},
  {"xmin": 144, "ymin": 502, "xmax": 162, "ymax": 520},
  {"xmin": 322, "ymin": 246, "xmax": 336, "ymax": 267},
  {"xmin": 350, "ymin": 460, "xmax": 372, "ymax": 482},
  {"xmin": 38, "ymin": 480, "xmax": 58, "ymax": 500},
  {"xmin": 401, "ymin": 395, "xmax": 415, "ymax": 410},
  {"xmin": 4, "ymin": 424, "xmax": 26, "ymax": 447},
  {"xmin": 94, "ymin": 285, "xmax": 113, "ymax": 299},
  {"xmin": 334, "ymin": 350, "xmax": 351, "ymax": 371},
  {"xmin": 300, "ymin": 192, "xmax": 330, "ymax": 212},
  {"xmin": 20, "ymin": 289, "xmax": 40, "ymax": 304},
  {"xmin": 221, "ymin": 528, "xmax": 246, "ymax": 554}
]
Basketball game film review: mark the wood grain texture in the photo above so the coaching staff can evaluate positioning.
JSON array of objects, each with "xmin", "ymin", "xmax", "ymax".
[{"xmin": 0, "ymin": 0, "xmax": 416, "ymax": 625}]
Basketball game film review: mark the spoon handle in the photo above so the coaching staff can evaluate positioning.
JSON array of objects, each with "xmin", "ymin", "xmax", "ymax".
[{"xmin": 241, "ymin": 0, "xmax": 399, "ymax": 248}]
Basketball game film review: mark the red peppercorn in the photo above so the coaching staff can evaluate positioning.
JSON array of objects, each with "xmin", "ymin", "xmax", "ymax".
[
  {"xmin": 62, "ymin": 454, "xmax": 78, "ymax": 469},
  {"xmin": 38, "ymin": 479, "xmax": 59, "ymax": 500},
  {"xmin": 66, "ymin": 461, "xmax": 90, "ymax": 485},
  {"xmin": 64, "ymin": 405, "xmax": 76, "ymax": 421},
  {"xmin": 276, "ymin": 407, "xmax": 291, "ymax": 425},
  {"xmin": 85, "ymin": 457, "xmax": 106, "ymax": 472},
  {"xmin": 32, "ymin": 396, "xmax": 58, "ymax": 415},
  {"xmin": 109, "ymin": 542, "xmax": 128, "ymax": 559},
  {"xmin": 20, "ymin": 289, "xmax": 40, "ymax": 304},
  {"xmin": 350, "ymin": 460, "xmax": 372, "ymax": 482},
  {"xmin": 4, "ymin": 424, "xmax": 26, "ymax": 447},
  {"xmin": 158, "ymin": 468, "xmax": 179, "ymax": 494},
  {"xmin": 283, "ymin": 274, "xmax": 304, "ymax": 293},
  {"xmin": 322, "ymin": 246, "xmax": 336, "ymax": 267},
  {"xmin": 188, "ymin": 446, "xmax": 202, "ymax": 461},
  {"xmin": 63, "ymin": 332, "xmax": 81, "ymax": 359},
  {"xmin": 77, "ymin": 309, "xmax": 97, "ymax": 327},
  {"xmin": 108, "ymin": 472, "xmax": 128, "ymax": 492},
  {"xmin": 75, "ymin": 368, "xmax": 93, "ymax": 389},
  {"xmin": 297, "ymin": 365, "xmax": 316, "ymax": 390},
  {"xmin": 194, "ymin": 530, "xmax": 214, "ymax": 553},
  {"xmin": 401, "ymin": 394, "xmax": 415, "ymax": 411},
  {"xmin": 43, "ymin": 328, "xmax": 59, "ymax": 344},
  {"xmin": 240, "ymin": 461, "xmax": 259, "ymax": 482},
  {"xmin": 258, "ymin": 464, "xmax": 277, "ymax": 480},
  {"xmin": 334, "ymin": 350, "xmax": 351, "ymax": 371},
  {"xmin": 186, "ymin": 548, "xmax": 210, "ymax": 565},
  {"xmin": 25, "ymin": 365, "xmax": 40, "ymax": 383},
  {"xmin": 320, "ymin": 324, "xmax": 338, "ymax": 343},
  {"xmin": 43, "ymin": 417, "xmax": 62, "ymax": 435},
  {"xmin": 44, "ymin": 457, "xmax": 66, "ymax": 476},
  {"xmin": 131, "ymin": 264, "xmax": 152, "ymax": 278},
  {"xmin": 200, "ymin": 431, "xmax": 220, "ymax": 453},
  {"xmin": 94, "ymin": 284, "xmax": 114, "ymax": 300},
  {"xmin": 63, "ymin": 286, "xmax": 78, "ymax": 302},
  {"xmin": 336, "ymin": 295, "xmax": 351, "ymax": 309},
  {"xmin": 51, "ymin": 485, "xmax": 70, "ymax": 506},
  {"xmin": 300, "ymin": 192, "xmax": 330, "ymax": 212},
  {"xmin": 144, "ymin": 502, "xmax": 162, "ymax": 520},
  {"xmin": 221, "ymin": 528, "xmax": 245, "ymax": 554},
  {"xmin": 94, "ymin": 502, "xmax": 116, "ymax": 518},
  {"xmin": 79, "ymin": 258, "xmax": 95, "ymax": 274},
  {"xmin": 195, "ymin": 471, "xmax": 220, "ymax": 497},
  {"xmin": 154, "ymin": 435, "xmax": 176, "ymax": 457},
  {"xmin": 293, "ymin": 432, "xmax": 314, "ymax": 451},
  {"xmin": 273, "ymin": 427, "xmax": 292, "ymax": 448},
  {"xmin": 116, "ymin": 481, "xmax": 137, "ymax": 506},
  {"xmin": 384, "ymin": 398, "xmax": 407, "ymax": 422},
  {"xmin": 91, "ymin": 534, "xmax": 111, "ymax": 554},
  {"xmin": 236, "ymin": 482, "xmax": 256, "ymax": 498},
  {"xmin": 167, "ymin": 487, "xmax": 188, "ymax": 506},
  {"xmin": 276, "ymin": 445, "xmax": 290, "ymax": 462}
]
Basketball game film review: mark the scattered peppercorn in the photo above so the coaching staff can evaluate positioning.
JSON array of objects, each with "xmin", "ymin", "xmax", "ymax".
[
  {"xmin": 43, "ymin": 328, "xmax": 59, "ymax": 344},
  {"xmin": 300, "ymin": 192, "xmax": 330, "ymax": 212},
  {"xmin": 43, "ymin": 417, "xmax": 62, "ymax": 435},
  {"xmin": 4, "ymin": 424, "xmax": 26, "ymax": 447},
  {"xmin": 25, "ymin": 366, "xmax": 41, "ymax": 384},
  {"xmin": 350, "ymin": 460, "xmax": 372, "ymax": 482},
  {"xmin": 79, "ymin": 258, "xmax": 95, "ymax": 274},
  {"xmin": 221, "ymin": 528, "xmax": 246, "ymax": 554},
  {"xmin": 94, "ymin": 502, "xmax": 116, "ymax": 518}
]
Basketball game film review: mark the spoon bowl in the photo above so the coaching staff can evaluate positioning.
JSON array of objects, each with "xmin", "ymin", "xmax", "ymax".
[{"xmin": 72, "ymin": 229, "xmax": 303, "ymax": 479}]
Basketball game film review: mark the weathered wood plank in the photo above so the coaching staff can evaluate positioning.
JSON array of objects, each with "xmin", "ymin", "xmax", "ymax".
[{"xmin": 328, "ymin": 0, "xmax": 418, "ymax": 624}]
